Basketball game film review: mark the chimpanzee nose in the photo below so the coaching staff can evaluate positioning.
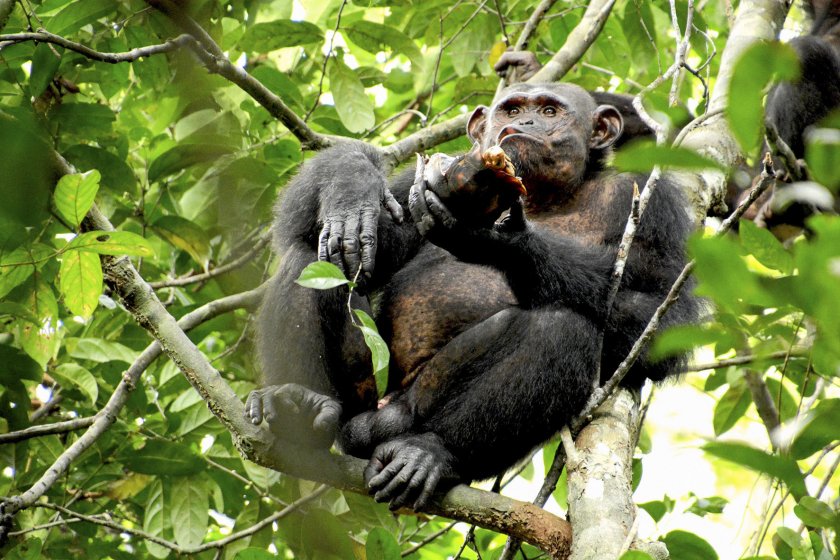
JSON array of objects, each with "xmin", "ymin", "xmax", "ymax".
[{"xmin": 520, "ymin": 119, "xmax": 534, "ymax": 125}]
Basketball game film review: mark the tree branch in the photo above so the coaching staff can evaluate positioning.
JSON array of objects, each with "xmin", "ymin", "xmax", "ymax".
[
  {"xmin": 145, "ymin": 0, "xmax": 332, "ymax": 151},
  {"xmin": 0, "ymin": 30, "xmax": 192, "ymax": 63},
  {"xmin": 0, "ymin": 416, "xmax": 95, "ymax": 445}
]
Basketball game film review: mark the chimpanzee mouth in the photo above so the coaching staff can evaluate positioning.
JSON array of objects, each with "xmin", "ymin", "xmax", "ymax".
[{"xmin": 496, "ymin": 126, "xmax": 543, "ymax": 146}]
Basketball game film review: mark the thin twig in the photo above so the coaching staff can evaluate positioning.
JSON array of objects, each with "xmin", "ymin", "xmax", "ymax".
[
  {"xmin": 0, "ymin": 416, "xmax": 95, "ymax": 445},
  {"xmin": 149, "ymin": 233, "xmax": 270, "ymax": 289},
  {"xmin": 683, "ymin": 349, "xmax": 807, "ymax": 372},
  {"xmin": 0, "ymin": 30, "xmax": 191, "ymax": 62},
  {"xmin": 401, "ymin": 521, "xmax": 459, "ymax": 557},
  {"xmin": 304, "ymin": 0, "xmax": 348, "ymax": 121}
]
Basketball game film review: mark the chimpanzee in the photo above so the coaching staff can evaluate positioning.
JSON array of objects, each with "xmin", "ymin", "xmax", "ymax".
[{"xmin": 246, "ymin": 82, "xmax": 699, "ymax": 510}]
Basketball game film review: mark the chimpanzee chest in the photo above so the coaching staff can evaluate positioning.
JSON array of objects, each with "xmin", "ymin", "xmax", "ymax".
[{"xmin": 378, "ymin": 244, "xmax": 516, "ymax": 387}]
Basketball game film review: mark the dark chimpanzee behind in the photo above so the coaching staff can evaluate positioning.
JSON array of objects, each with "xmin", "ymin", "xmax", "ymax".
[{"xmin": 247, "ymin": 82, "xmax": 699, "ymax": 510}]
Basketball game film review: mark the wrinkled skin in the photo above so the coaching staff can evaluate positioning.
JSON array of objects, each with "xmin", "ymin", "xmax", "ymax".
[{"xmin": 250, "ymin": 83, "xmax": 697, "ymax": 511}]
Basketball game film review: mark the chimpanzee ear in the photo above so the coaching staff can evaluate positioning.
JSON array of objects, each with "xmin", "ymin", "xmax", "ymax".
[
  {"xmin": 590, "ymin": 105, "xmax": 624, "ymax": 150},
  {"xmin": 467, "ymin": 106, "xmax": 489, "ymax": 144}
]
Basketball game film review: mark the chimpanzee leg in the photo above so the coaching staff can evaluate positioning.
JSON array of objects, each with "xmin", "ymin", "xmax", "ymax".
[
  {"xmin": 248, "ymin": 242, "xmax": 378, "ymax": 446},
  {"xmin": 343, "ymin": 306, "xmax": 599, "ymax": 509}
]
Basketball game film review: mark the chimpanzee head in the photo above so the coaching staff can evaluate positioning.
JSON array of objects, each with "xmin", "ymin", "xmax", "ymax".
[{"xmin": 466, "ymin": 83, "xmax": 623, "ymax": 192}]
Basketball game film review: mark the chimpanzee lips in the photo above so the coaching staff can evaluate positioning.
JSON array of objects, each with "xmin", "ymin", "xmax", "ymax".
[{"xmin": 496, "ymin": 126, "xmax": 543, "ymax": 146}]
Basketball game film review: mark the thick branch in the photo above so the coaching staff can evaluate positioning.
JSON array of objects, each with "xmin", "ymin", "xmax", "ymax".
[
  {"xmin": 529, "ymin": 0, "xmax": 615, "ymax": 83},
  {"xmin": 0, "ymin": 30, "xmax": 191, "ymax": 63}
]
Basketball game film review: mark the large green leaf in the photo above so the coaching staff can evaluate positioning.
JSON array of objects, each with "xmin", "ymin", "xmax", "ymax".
[
  {"xmin": 727, "ymin": 41, "xmax": 800, "ymax": 154},
  {"xmin": 148, "ymin": 144, "xmax": 235, "ymax": 183},
  {"xmin": 345, "ymin": 21, "xmax": 423, "ymax": 69},
  {"xmin": 295, "ymin": 261, "xmax": 352, "ymax": 289},
  {"xmin": 366, "ymin": 527, "xmax": 400, "ymax": 560},
  {"xmin": 238, "ymin": 20, "xmax": 324, "ymax": 52},
  {"xmin": 171, "ymin": 476, "xmax": 209, "ymax": 548},
  {"xmin": 329, "ymin": 58, "xmax": 375, "ymax": 134},
  {"xmin": 59, "ymin": 249, "xmax": 102, "ymax": 318},
  {"xmin": 704, "ymin": 441, "xmax": 807, "ymax": 499},
  {"xmin": 712, "ymin": 382, "xmax": 751, "ymax": 436},
  {"xmin": 54, "ymin": 170, "xmax": 101, "ymax": 228},
  {"xmin": 52, "ymin": 363, "xmax": 98, "ymax": 405},
  {"xmin": 790, "ymin": 399, "xmax": 840, "ymax": 459},
  {"xmin": 123, "ymin": 440, "xmax": 206, "ymax": 476},
  {"xmin": 354, "ymin": 309, "xmax": 390, "ymax": 396},
  {"xmin": 67, "ymin": 338, "xmax": 137, "ymax": 364},
  {"xmin": 739, "ymin": 220, "xmax": 793, "ymax": 273},
  {"xmin": 66, "ymin": 230, "xmax": 154, "ymax": 258},
  {"xmin": 17, "ymin": 280, "xmax": 60, "ymax": 369},
  {"xmin": 613, "ymin": 141, "xmax": 724, "ymax": 173},
  {"xmin": 660, "ymin": 531, "xmax": 718, "ymax": 560},
  {"xmin": 46, "ymin": 0, "xmax": 114, "ymax": 36},
  {"xmin": 143, "ymin": 479, "xmax": 171, "ymax": 559},
  {"xmin": 29, "ymin": 42, "xmax": 62, "ymax": 98},
  {"xmin": 805, "ymin": 127, "xmax": 840, "ymax": 190},
  {"xmin": 150, "ymin": 215, "xmax": 211, "ymax": 267}
]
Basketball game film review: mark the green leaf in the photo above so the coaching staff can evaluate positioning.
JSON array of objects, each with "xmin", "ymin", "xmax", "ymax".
[
  {"xmin": 148, "ymin": 144, "xmax": 235, "ymax": 183},
  {"xmin": 354, "ymin": 309, "xmax": 390, "ymax": 397},
  {"xmin": 17, "ymin": 280, "xmax": 60, "ymax": 369},
  {"xmin": 619, "ymin": 552, "xmax": 655, "ymax": 560},
  {"xmin": 50, "ymin": 102, "xmax": 115, "ymax": 136},
  {"xmin": 47, "ymin": 0, "xmax": 114, "ymax": 36},
  {"xmin": 52, "ymin": 363, "xmax": 98, "ymax": 405},
  {"xmin": 295, "ymin": 261, "xmax": 352, "ymax": 289},
  {"xmin": 233, "ymin": 549, "xmax": 277, "ymax": 560},
  {"xmin": 238, "ymin": 20, "xmax": 324, "ymax": 52},
  {"xmin": 0, "ymin": 244, "xmax": 53, "ymax": 299},
  {"xmin": 366, "ymin": 527, "xmax": 400, "ymax": 560},
  {"xmin": 30, "ymin": 42, "xmax": 62, "ymax": 98},
  {"xmin": 639, "ymin": 496, "xmax": 674, "ymax": 522},
  {"xmin": 54, "ymin": 170, "xmax": 101, "ymax": 228},
  {"xmin": 790, "ymin": 399, "xmax": 840, "ymax": 459},
  {"xmin": 150, "ymin": 215, "xmax": 211, "ymax": 267},
  {"xmin": 68, "ymin": 338, "xmax": 137, "ymax": 364},
  {"xmin": 345, "ymin": 21, "xmax": 423, "ymax": 69},
  {"xmin": 805, "ymin": 127, "xmax": 840, "ymax": 190},
  {"xmin": 66, "ymin": 230, "xmax": 155, "ymax": 258},
  {"xmin": 728, "ymin": 41, "xmax": 800, "ymax": 154},
  {"xmin": 171, "ymin": 476, "xmax": 209, "ymax": 548},
  {"xmin": 740, "ymin": 220, "xmax": 794, "ymax": 273},
  {"xmin": 143, "ymin": 479, "xmax": 171, "ymax": 559},
  {"xmin": 59, "ymin": 249, "xmax": 102, "ymax": 318},
  {"xmin": 329, "ymin": 58, "xmax": 375, "ymax": 134},
  {"xmin": 793, "ymin": 496, "xmax": 837, "ymax": 528},
  {"xmin": 712, "ymin": 382, "xmax": 751, "ymax": 436},
  {"xmin": 685, "ymin": 495, "xmax": 728, "ymax": 517},
  {"xmin": 660, "ymin": 530, "xmax": 718, "ymax": 560},
  {"xmin": 124, "ymin": 440, "xmax": 206, "ymax": 476},
  {"xmin": 704, "ymin": 441, "xmax": 807, "ymax": 499},
  {"xmin": 613, "ymin": 140, "xmax": 724, "ymax": 173},
  {"xmin": 64, "ymin": 144, "xmax": 137, "ymax": 194},
  {"xmin": 250, "ymin": 66, "xmax": 305, "ymax": 111}
]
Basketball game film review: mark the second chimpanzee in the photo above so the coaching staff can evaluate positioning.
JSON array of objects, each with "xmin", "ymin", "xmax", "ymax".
[{"xmin": 247, "ymin": 82, "xmax": 699, "ymax": 510}]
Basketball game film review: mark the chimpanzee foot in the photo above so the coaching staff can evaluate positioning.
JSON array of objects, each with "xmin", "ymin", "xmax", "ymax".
[
  {"xmin": 245, "ymin": 383, "xmax": 342, "ymax": 448},
  {"xmin": 364, "ymin": 433, "xmax": 458, "ymax": 511}
]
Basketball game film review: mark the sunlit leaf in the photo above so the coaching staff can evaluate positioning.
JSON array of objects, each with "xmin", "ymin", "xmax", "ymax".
[
  {"xmin": 54, "ymin": 170, "xmax": 101, "ymax": 228},
  {"xmin": 805, "ymin": 127, "xmax": 840, "ymax": 190},
  {"xmin": 59, "ymin": 249, "xmax": 102, "ymax": 318},
  {"xmin": 704, "ymin": 441, "xmax": 807, "ymax": 499},
  {"xmin": 660, "ymin": 530, "xmax": 718, "ymax": 560},
  {"xmin": 355, "ymin": 309, "xmax": 390, "ymax": 397},
  {"xmin": 712, "ymin": 382, "xmax": 751, "ymax": 436},
  {"xmin": 66, "ymin": 230, "xmax": 155, "ymax": 258},
  {"xmin": 366, "ymin": 527, "xmax": 400, "ymax": 560},
  {"xmin": 171, "ymin": 476, "xmax": 209, "ymax": 548},
  {"xmin": 613, "ymin": 140, "xmax": 724, "ymax": 173},
  {"xmin": 329, "ymin": 58, "xmax": 375, "ymax": 133},
  {"xmin": 143, "ymin": 479, "xmax": 171, "ymax": 559},
  {"xmin": 148, "ymin": 144, "xmax": 235, "ymax": 183},
  {"xmin": 345, "ymin": 21, "xmax": 423, "ymax": 69},
  {"xmin": 52, "ymin": 363, "xmax": 98, "ymax": 405},
  {"xmin": 238, "ymin": 20, "xmax": 323, "ymax": 52},
  {"xmin": 728, "ymin": 41, "xmax": 800, "ymax": 154},
  {"xmin": 295, "ymin": 261, "xmax": 352, "ymax": 289},
  {"xmin": 151, "ymin": 215, "xmax": 211, "ymax": 267}
]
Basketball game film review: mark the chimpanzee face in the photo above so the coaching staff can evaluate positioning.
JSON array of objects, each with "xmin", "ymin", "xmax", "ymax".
[{"xmin": 467, "ymin": 83, "xmax": 623, "ymax": 191}]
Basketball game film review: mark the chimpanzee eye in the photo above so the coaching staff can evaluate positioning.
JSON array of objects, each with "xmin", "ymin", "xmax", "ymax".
[
  {"xmin": 507, "ymin": 107, "xmax": 520, "ymax": 117},
  {"xmin": 544, "ymin": 106, "xmax": 557, "ymax": 116}
]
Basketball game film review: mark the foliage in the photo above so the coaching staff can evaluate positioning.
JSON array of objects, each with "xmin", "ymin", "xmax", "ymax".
[{"xmin": 0, "ymin": 0, "xmax": 838, "ymax": 559}]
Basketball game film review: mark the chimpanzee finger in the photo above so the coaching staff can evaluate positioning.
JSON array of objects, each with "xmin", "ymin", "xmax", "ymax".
[
  {"xmin": 367, "ymin": 455, "xmax": 409, "ymax": 493},
  {"xmin": 275, "ymin": 386, "xmax": 301, "ymax": 416},
  {"xmin": 327, "ymin": 221, "xmax": 345, "ymax": 274},
  {"xmin": 423, "ymin": 189, "xmax": 458, "ymax": 230},
  {"xmin": 359, "ymin": 205, "xmax": 378, "ymax": 278},
  {"xmin": 413, "ymin": 464, "xmax": 442, "ymax": 511},
  {"xmin": 409, "ymin": 155, "xmax": 435, "ymax": 236},
  {"xmin": 245, "ymin": 391, "xmax": 263, "ymax": 424},
  {"xmin": 383, "ymin": 188, "xmax": 404, "ymax": 223},
  {"xmin": 312, "ymin": 399, "xmax": 342, "ymax": 435},
  {"xmin": 374, "ymin": 460, "xmax": 419, "ymax": 504},
  {"xmin": 389, "ymin": 466, "xmax": 429, "ymax": 511},
  {"xmin": 342, "ymin": 213, "xmax": 362, "ymax": 279},
  {"xmin": 498, "ymin": 197, "xmax": 527, "ymax": 233},
  {"xmin": 318, "ymin": 219, "xmax": 332, "ymax": 262},
  {"xmin": 363, "ymin": 456, "xmax": 386, "ymax": 486}
]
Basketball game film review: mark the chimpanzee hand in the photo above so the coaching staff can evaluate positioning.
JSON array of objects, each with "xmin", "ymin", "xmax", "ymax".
[
  {"xmin": 364, "ymin": 433, "xmax": 458, "ymax": 511},
  {"xmin": 318, "ymin": 178, "xmax": 404, "ymax": 284},
  {"xmin": 245, "ymin": 383, "xmax": 342, "ymax": 448},
  {"xmin": 493, "ymin": 50, "xmax": 542, "ymax": 82},
  {"xmin": 409, "ymin": 154, "xmax": 528, "ymax": 259}
]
